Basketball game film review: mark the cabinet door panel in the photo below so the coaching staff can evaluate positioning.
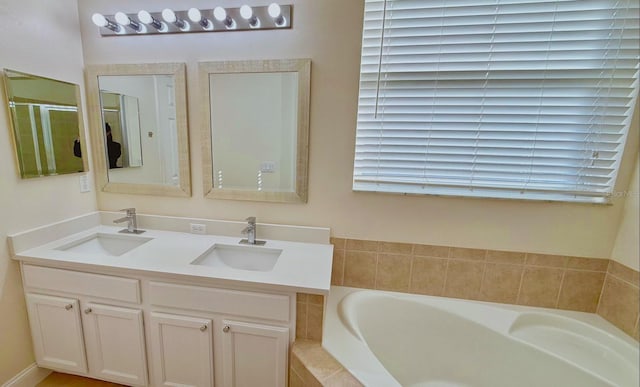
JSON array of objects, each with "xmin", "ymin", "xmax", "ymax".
[
  {"xmin": 150, "ymin": 312, "xmax": 214, "ymax": 387},
  {"xmin": 26, "ymin": 294, "xmax": 88, "ymax": 374},
  {"xmin": 82, "ymin": 303, "xmax": 148, "ymax": 386},
  {"xmin": 221, "ymin": 320, "xmax": 289, "ymax": 387}
]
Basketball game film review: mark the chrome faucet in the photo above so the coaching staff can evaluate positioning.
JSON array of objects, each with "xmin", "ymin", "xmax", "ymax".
[
  {"xmin": 114, "ymin": 208, "xmax": 145, "ymax": 234},
  {"xmin": 240, "ymin": 217, "xmax": 265, "ymax": 245}
]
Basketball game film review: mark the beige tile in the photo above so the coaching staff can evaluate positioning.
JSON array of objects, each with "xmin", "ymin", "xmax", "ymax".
[
  {"xmin": 598, "ymin": 275, "xmax": 640, "ymax": 337},
  {"xmin": 375, "ymin": 253, "xmax": 411, "ymax": 292},
  {"xmin": 330, "ymin": 237, "xmax": 347, "ymax": 249},
  {"xmin": 566, "ymin": 256, "xmax": 609, "ymax": 272},
  {"xmin": 378, "ymin": 241, "xmax": 413, "ymax": 255},
  {"xmin": 608, "ymin": 261, "xmax": 640, "ymax": 285},
  {"xmin": 443, "ymin": 260, "xmax": 485, "ymax": 299},
  {"xmin": 297, "ymin": 293, "xmax": 308, "ymax": 303},
  {"xmin": 308, "ymin": 294, "xmax": 324, "ymax": 305},
  {"xmin": 409, "ymin": 256, "xmax": 447, "ymax": 296},
  {"xmin": 557, "ymin": 270, "xmax": 606, "ymax": 312},
  {"xmin": 289, "ymin": 367, "xmax": 304, "ymax": 387},
  {"xmin": 343, "ymin": 251, "xmax": 377, "ymax": 289},
  {"xmin": 292, "ymin": 341, "xmax": 343, "ymax": 382},
  {"xmin": 449, "ymin": 247, "xmax": 486, "ymax": 261},
  {"xmin": 518, "ymin": 267, "xmax": 564, "ymax": 308},
  {"xmin": 478, "ymin": 263, "xmax": 523, "ymax": 304},
  {"xmin": 634, "ymin": 317, "xmax": 639, "ymax": 342},
  {"xmin": 331, "ymin": 249, "xmax": 345, "ymax": 286},
  {"xmin": 307, "ymin": 303, "xmax": 324, "ymax": 341},
  {"xmin": 296, "ymin": 302, "xmax": 307, "ymax": 339},
  {"xmin": 486, "ymin": 250, "xmax": 526, "ymax": 265},
  {"xmin": 525, "ymin": 253, "xmax": 568, "ymax": 268},
  {"xmin": 290, "ymin": 351, "xmax": 306, "ymax": 378},
  {"xmin": 413, "ymin": 244, "xmax": 449, "ymax": 258},
  {"xmin": 346, "ymin": 239, "xmax": 378, "ymax": 252},
  {"xmin": 323, "ymin": 370, "xmax": 364, "ymax": 387}
]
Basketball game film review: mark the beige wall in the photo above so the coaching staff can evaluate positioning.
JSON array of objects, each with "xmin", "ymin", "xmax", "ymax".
[
  {"xmin": 611, "ymin": 153, "xmax": 640, "ymax": 270},
  {"xmin": 78, "ymin": 0, "xmax": 638, "ymax": 259},
  {"xmin": 0, "ymin": 0, "xmax": 97, "ymax": 383}
]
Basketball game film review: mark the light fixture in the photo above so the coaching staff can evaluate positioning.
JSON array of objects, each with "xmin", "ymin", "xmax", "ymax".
[
  {"xmin": 162, "ymin": 9, "xmax": 187, "ymax": 30},
  {"xmin": 91, "ymin": 13, "xmax": 122, "ymax": 33},
  {"xmin": 213, "ymin": 7, "xmax": 235, "ymax": 29},
  {"xmin": 188, "ymin": 8, "xmax": 212, "ymax": 30},
  {"xmin": 138, "ymin": 10, "xmax": 164, "ymax": 31},
  {"xmin": 268, "ymin": 3, "xmax": 285, "ymax": 26},
  {"xmin": 114, "ymin": 12, "xmax": 143, "ymax": 32},
  {"xmin": 240, "ymin": 5, "xmax": 259, "ymax": 27},
  {"xmin": 91, "ymin": 5, "xmax": 292, "ymax": 36}
]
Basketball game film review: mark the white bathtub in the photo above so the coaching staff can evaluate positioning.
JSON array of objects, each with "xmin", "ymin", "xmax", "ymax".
[{"xmin": 323, "ymin": 287, "xmax": 639, "ymax": 387}]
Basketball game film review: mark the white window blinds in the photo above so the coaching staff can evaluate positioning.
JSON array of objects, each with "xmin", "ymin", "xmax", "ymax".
[{"xmin": 353, "ymin": 0, "xmax": 640, "ymax": 203}]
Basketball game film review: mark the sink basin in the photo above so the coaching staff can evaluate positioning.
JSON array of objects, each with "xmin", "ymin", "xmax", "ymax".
[
  {"xmin": 55, "ymin": 233, "xmax": 153, "ymax": 257},
  {"xmin": 191, "ymin": 243, "xmax": 283, "ymax": 272}
]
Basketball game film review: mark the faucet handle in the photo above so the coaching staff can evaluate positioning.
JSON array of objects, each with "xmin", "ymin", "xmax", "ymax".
[
  {"xmin": 245, "ymin": 216, "xmax": 256, "ymax": 224},
  {"xmin": 120, "ymin": 208, "xmax": 136, "ymax": 215}
]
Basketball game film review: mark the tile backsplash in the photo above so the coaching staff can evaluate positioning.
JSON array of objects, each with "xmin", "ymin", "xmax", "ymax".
[{"xmin": 329, "ymin": 237, "xmax": 639, "ymax": 340}]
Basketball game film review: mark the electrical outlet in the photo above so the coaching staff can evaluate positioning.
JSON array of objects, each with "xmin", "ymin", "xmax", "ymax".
[
  {"xmin": 260, "ymin": 161, "xmax": 276, "ymax": 173},
  {"xmin": 190, "ymin": 223, "xmax": 206, "ymax": 234},
  {"xmin": 79, "ymin": 174, "xmax": 91, "ymax": 193}
]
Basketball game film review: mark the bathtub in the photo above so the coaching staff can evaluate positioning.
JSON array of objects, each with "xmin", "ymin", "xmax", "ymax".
[{"xmin": 323, "ymin": 287, "xmax": 639, "ymax": 387}]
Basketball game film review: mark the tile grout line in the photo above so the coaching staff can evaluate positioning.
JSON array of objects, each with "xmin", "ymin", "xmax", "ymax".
[
  {"xmin": 554, "ymin": 268, "xmax": 567, "ymax": 308},
  {"xmin": 595, "ymin": 273, "xmax": 609, "ymax": 315}
]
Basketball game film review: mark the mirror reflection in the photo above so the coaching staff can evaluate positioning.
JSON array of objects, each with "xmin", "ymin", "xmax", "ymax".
[
  {"xmin": 2, "ymin": 69, "xmax": 87, "ymax": 178},
  {"xmin": 200, "ymin": 59, "xmax": 311, "ymax": 203},
  {"xmin": 97, "ymin": 74, "xmax": 179, "ymax": 186},
  {"xmin": 86, "ymin": 63, "xmax": 191, "ymax": 197}
]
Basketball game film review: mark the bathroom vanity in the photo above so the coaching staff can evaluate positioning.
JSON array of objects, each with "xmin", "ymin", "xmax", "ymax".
[{"xmin": 9, "ymin": 213, "xmax": 332, "ymax": 387}]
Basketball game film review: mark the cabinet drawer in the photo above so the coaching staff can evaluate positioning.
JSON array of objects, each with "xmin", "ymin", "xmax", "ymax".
[
  {"xmin": 149, "ymin": 282, "xmax": 291, "ymax": 322},
  {"xmin": 23, "ymin": 265, "xmax": 141, "ymax": 304}
]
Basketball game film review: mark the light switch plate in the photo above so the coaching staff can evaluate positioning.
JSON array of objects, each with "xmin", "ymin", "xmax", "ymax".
[
  {"xmin": 190, "ymin": 223, "xmax": 206, "ymax": 234},
  {"xmin": 79, "ymin": 174, "xmax": 91, "ymax": 193}
]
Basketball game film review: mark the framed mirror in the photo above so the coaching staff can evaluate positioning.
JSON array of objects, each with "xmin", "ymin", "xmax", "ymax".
[
  {"xmin": 200, "ymin": 59, "xmax": 311, "ymax": 203},
  {"xmin": 2, "ymin": 69, "xmax": 88, "ymax": 178},
  {"xmin": 86, "ymin": 63, "xmax": 191, "ymax": 197}
]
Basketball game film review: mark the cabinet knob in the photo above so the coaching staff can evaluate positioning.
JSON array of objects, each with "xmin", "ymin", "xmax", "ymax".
[
  {"xmin": 65, "ymin": 304, "xmax": 73, "ymax": 310},
  {"xmin": 200, "ymin": 325, "xmax": 207, "ymax": 332},
  {"xmin": 84, "ymin": 308, "xmax": 92, "ymax": 314},
  {"xmin": 223, "ymin": 325, "xmax": 230, "ymax": 333}
]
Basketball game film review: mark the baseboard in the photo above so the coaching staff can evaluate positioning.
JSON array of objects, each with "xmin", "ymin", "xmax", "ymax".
[{"xmin": 2, "ymin": 364, "xmax": 51, "ymax": 387}]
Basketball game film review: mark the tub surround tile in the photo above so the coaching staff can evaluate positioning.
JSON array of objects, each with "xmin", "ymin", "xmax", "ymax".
[
  {"xmin": 307, "ymin": 303, "xmax": 325, "ymax": 341},
  {"xmin": 608, "ymin": 260, "xmax": 640, "ymax": 285},
  {"xmin": 331, "ymin": 249, "xmax": 345, "ymax": 286},
  {"xmin": 413, "ymin": 244, "xmax": 449, "ymax": 258},
  {"xmin": 345, "ymin": 239, "xmax": 378, "ymax": 252},
  {"xmin": 296, "ymin": 301, "xmax": 308, "ymax": 339},
  {"xmin": 518, "ymin": 267, "xmax": 564, "ymax": 308},
  {"xmin": 449, "ymin": 247, "xmax": 487, "ymax": 261},
  {"xmin": 566, "ymin": 257, "xmax": 609, "ymax": 271},
  {"xmin": 322, "ymin": 370, "xmax": 364, "ymax": 387},
  {"xmin": 296, "ymin": 293, "xmax": 325, "ymax": 341},
  {"xmin": 375, "ymin": 253, "xmax": 411, "ymax": 292},
  {"xmin": 478, "ymin": 263, "xmax": 523, "ymax": 304},
  {"xmin": 378, "ymin": 241, "xmax": 413, "ymax": 254},
  {"xmin": 409, "ymin": 256, "xmax": 447, "ymax": 296},
  {"xmin": 343, "ymin": 251, "xmax": 377, "ymax": 288},
  {"xmin": 557, "ymin": 270, "xmax": 605, "ymax": 312},
  {"xmin": 289, "ymin": 368, "xmax": 305, "ymax": 387},
  {"xmin": 486, "ymin": 250, "xmax": 526, "ymax": 265},
  {"xmin": 634, "ymin": 316, "xmax": 639, "ymax": 341},
  {"xmin": 443, "ymin": 260, "xmax": 485, "ymax": 299},
  {"xmin": 330, "ymin": 237, "xmax": 347, "ymax": 250},
  {"xmin": 525, "ymin": 253, "xmax": 568, "ymax": 268},
  {"xmin": 291, "ymin": 340, "xmax": 363, "ymax": 387},
  {"xmin": 597, "ymin": 275, "xmax": 639, "ymax": 338}
]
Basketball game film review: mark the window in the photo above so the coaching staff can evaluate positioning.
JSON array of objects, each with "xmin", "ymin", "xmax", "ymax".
[{"xmin": 353, "ymin": 0, "xmax": 639, "ymax": 203}]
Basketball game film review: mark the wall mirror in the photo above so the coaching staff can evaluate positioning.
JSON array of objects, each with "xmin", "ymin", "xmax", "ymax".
[
  {"xmin": 86, "ymin": 63, "xmax": 191, "ymax": 197},
  {"xmin": 2, "ymin": 69, "xmax": 88, "ymax": 178},
  {"xmin": 200, "ymin": 59, "xmax": 310, "ymax": 203}
]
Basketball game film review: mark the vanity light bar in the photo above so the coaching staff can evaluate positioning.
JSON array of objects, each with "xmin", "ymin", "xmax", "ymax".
[{"xmin": 92, "ymin": 4, "xmax": 291, "ymax": 36}]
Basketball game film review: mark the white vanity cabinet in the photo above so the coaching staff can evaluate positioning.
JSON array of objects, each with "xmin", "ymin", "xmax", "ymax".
[
  {"xmin": 149, "ymin": 312, "xmax": 214, "ymax": 387},
  {"xmin": 25, "ymin": 294, "xmax": 88, "ymax": 374}
]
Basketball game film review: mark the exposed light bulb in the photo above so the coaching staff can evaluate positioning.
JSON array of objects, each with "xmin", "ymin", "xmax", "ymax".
[
  {"xmin": 114, "ymin": 12, "xmax": 142, "ymax": 31},
  {"xmin": 91, "ymin": 13, "xmax": 108, "ymax": 27},
  {"xmin": 240, "ymin": 5, "xmax": 253, "ymax": 19},
  {"xmin": 188, "ymin": 8, "xmax": 202, "ymax": 22},
  {"xmin": 137, "ymin": 10, "xmax": 153, "ymax": 24},
  {"xmin": 268, "ymin": 3, "xmax": 281, "ymax": 18},
  {"xmin": 161, "ymin": 8, "xmax": 177, "ymax": 23},
  {"xmin": 213, "ymin": 7, "xmax": 227, "ymax": 21}
]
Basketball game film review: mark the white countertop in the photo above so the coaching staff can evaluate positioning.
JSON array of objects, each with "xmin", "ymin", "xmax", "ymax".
[{"xmin": 13, "ymin": 225, "xmax": 333, "ymax": 295}]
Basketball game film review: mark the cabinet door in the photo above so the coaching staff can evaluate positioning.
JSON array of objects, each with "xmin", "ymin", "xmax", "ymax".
[
  {"xmin": 25, "ymin": 294, "xmax": 88, "ymax": 374},
  {"xmin": 149, "ymin": 312, "xmax": 214, "ymax": 387},
  {"xmin": 82, "ymin": 303, "xmax": 148, "ymax": 386},
  {"xmin": 221, "ymin": 320, "xmax": 289, "ymax": 387}
]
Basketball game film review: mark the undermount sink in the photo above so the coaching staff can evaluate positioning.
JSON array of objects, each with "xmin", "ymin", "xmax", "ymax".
[
  {"xmin": 55, "ymin": 233, "xmax": 153, "ymax": 257},
  {"xmin": 191, "ymin": 243, "xmax": 283, "ymax": 272}
]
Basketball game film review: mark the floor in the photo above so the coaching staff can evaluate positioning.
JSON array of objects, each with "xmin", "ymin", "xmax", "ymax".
[{"xmin": 37, "ymin": 372, "xmax": 125, "ymax": 386}]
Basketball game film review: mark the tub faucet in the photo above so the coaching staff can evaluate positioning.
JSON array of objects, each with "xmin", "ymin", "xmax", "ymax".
[
  {"xmin": 240, "ymin": 217, "xmax": 265, "ymax": 245},
  {"xmin": 114, "ymin": 208, "xmax": 145, "ymax": 234}
]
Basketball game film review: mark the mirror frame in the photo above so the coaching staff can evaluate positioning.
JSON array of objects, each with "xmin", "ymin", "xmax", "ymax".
[
  {"xmin": 199, "ymin": 59, "xmax": 311, "ymax": 203},
  {"xmin": 2, "ymin": 69, "xmax": 89, "ymax": 179},
  {"xmin": 86, "ymin": 63, "xmax": 191, "ymax": 197}
]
